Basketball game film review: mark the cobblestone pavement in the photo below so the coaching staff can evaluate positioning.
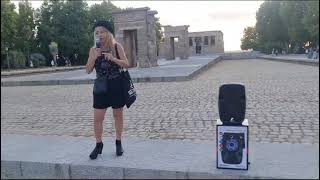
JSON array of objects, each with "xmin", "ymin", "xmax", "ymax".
[{"xmin": 1, "ymin": 59, "xmax": 319, "ymax": 144}]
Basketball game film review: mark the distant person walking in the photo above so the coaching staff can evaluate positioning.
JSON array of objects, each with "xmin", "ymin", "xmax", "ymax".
[
  {"xmin": 85, "ymin": 20, "xmax": 130, "ymax": 159},
  {"xmin": 312, "ymin": 48, "xmax": 318, "ymax": 59},
  {"xmin": 308, "ymin": 47, "xmax": 313, "ymax": 59}
]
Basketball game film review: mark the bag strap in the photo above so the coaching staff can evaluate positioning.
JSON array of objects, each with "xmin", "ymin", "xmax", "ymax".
[
  {"xmin": 115, "ymin": 43, "xmax": 128, "ymax": 72},
  {"xmin": 115, "ymin": 43, "xmax": 120, "ymax": 59}
]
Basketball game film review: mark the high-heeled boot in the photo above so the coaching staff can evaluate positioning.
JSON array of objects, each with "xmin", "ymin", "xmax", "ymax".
[
  {"xmin": 89, "ymin": 142, "xmax": 103, "ymax": 160},
  {"xmin": 116, "ymin": 140, "xmax": 124, "ymax": 156}
]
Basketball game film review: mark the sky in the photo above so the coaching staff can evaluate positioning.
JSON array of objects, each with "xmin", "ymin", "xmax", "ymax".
[{"xmin": 10, "ymin": 0, "xmax": 263, "ymax": 51}]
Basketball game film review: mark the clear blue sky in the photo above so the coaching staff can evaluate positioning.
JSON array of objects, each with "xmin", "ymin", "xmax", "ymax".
[{"xmin": 11, "ymin": 0, "xmax": 263, "ymax": 51}]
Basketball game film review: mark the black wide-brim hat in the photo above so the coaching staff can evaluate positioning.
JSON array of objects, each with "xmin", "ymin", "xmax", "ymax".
[{"xmin": 93, "ymin": 20, "xmax": 114, "ymax": 35}]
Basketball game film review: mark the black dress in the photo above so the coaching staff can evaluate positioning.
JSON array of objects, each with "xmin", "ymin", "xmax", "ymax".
[{"xmin": 93, "ymin": 44, "xmax": 125, "ymax": 109}]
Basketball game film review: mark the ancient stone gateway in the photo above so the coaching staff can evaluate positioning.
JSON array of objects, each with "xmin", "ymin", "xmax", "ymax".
[
  {"xmin": 188, "ymin": 31, "xmax": 224, "ymax": 55},
  {"xmin": 163, "ymin": 25, "xmax": 189, "ymax": 60},
  {"xmin": 112, "ymin": 7, "xmax": 158, "ymax": 68}
]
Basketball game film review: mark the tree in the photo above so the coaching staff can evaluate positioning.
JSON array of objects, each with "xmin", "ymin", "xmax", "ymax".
[
  {"xmin": 57, "ymin": 0, "xmax": 91, "ymax": 65},
  {"xmin": 240, "ymin": 27, "xmax": 259, "ymax": 50},
  {"xmin": 35, "ymin": 0, "xmax": 64, "ymax": 64},
  {"xmin": 16, "ymin": 0, "xmax": 36, "ymax": 65},
  {"xmin": 88, "ymin": 0, "xmax": 120, "ymax": 27},
  {"xmin": 279, "ymin": 1, "xmax": 310, "ymax": 53},
  {"xmin": 248, "ymin": 0, "xmax": 319, "ymax": 54},
  {"xmin": 155, "ymin": 17, "xmax": 163, "ymax": 56},
  {"xmin": 255, "ymin": 1, "xmax": 289, "ymax": 53},
  {"xmin": 302, "ymin": 1, "xmax": 319, "ymax": 46},
  {"xmin": 1, "ymin": 0, "xmax": 18, "ymax": 54}
]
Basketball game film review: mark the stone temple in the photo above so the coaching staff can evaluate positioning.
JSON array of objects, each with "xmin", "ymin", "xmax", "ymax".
[{"xmin": 112, "ymin": 7, "xmax": 224, "ymax": 67}]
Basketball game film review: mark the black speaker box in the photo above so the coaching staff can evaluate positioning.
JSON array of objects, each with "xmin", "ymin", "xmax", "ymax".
[{"xmin": 218, "ymin": 84, "xmax": 246, "ymax": 125}]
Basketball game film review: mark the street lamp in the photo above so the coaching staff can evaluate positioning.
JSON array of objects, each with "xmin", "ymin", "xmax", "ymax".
[{"xmin": 6, "ymin": 47, "xmax": 10, "ymax": 71}]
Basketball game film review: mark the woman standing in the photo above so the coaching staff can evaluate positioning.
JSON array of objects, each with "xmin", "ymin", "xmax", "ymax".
[{"xmin": 85, "ymin": 20, "xmax": 130, "ymax": 159}]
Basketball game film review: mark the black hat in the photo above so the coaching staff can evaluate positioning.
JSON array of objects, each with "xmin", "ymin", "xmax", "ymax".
[{"xmin": 92, "ymin": 20, "xmax": 114, "ymax": 35}]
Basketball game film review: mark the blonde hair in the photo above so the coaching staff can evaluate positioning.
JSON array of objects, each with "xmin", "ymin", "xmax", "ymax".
[
  {"xmin": 94, "ymin": 27, "xmax": 115, "ymax": 53},
  {"xmin": 104, "ymin": 29, "xmax": 115, "ymax": 51}
]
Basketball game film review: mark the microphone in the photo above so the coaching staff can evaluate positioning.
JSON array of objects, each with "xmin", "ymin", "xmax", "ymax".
[
  {"xmin": 95, "ymin": 37, "xmax": 103, "ymax": 58},
  {"xmin": 95, "ymin": 37, "xmax": 101, "ymax": 48}
]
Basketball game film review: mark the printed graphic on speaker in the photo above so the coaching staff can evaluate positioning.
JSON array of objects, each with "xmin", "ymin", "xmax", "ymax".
[{"xmin": 221, "ymin": 132, "xmax": 245, "ymax": 164}]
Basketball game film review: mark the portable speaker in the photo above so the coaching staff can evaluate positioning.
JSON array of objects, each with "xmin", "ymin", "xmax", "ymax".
[{"xmin": 218, "ymin": 84, "xmax": 246, "ymax": 125}]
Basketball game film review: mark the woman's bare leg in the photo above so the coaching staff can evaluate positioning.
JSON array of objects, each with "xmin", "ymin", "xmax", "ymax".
[
  {"xmin": 94, "ymin": 108, "xmax": 107, "ymax": 142},
  {"xmin": 113, "ymin": 107, "xmax": 123, "ymax": 140}
]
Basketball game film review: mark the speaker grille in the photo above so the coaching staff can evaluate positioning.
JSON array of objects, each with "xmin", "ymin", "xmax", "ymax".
[{"xmin": 218, "ymin": 84, "xmax": 246, "ymax": 125}]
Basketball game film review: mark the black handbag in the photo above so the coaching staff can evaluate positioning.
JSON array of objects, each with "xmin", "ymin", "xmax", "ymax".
[
  {"xmin": 121, "ymin": 69, "xmax": 136, "ymax": 108},
  {"xmin": 115, "ymin": 44, "xmax": 136, "ymax": 108},
  {"xmin": 93, "ymin": 76, "xmax": 108, "ymax": 95}
]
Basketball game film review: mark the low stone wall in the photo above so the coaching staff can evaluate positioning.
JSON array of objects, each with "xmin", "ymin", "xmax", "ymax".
[
  {"xmin": 258, "ymin": 55, "xmax": 319, "ymax": 66},
  {"xmin": 219, "ymin": 51, "xmax": 262, "ymax": 60},
  {"xmin": 1, "ymin": 66, "xmax": 85, "ymax": 77}
]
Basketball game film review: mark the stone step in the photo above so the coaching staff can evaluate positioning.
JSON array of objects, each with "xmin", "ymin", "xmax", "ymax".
[{"xmin": 1, "ymin": 134, "xmax": 318, "ymax": 179}]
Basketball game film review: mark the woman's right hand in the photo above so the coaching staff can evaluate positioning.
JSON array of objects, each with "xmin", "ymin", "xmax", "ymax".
[{"xmin": 89, "ymin": 47, "xmax": 102, "ymax": 61}]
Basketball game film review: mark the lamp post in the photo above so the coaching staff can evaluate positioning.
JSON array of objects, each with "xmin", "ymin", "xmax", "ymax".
[{"xmin": 6, "ymin": 47, "xmax": 10, "ymax": 71}]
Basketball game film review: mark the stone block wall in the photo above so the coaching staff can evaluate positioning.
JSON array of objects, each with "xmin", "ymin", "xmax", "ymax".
[{"xmin": 113, "ymin": 7, "xmax": 158, "ymax": 68}]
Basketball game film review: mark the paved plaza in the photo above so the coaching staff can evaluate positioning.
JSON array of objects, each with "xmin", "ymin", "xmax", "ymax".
[{"xmin": 1, "ymin": 59, "xmax": 319, "ymax": 144}]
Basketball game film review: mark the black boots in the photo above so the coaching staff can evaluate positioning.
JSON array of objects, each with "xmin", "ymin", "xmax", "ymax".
[
  {"xmin": 89, "ymin": 140, "xmax": 124, "ymax": 159},
  {"xmin": 116, "ymin": 140, "xmax": 124, "ymax": 156},
  {"xmin": 89, "ymin": 142, "xmax": 103, "ymax": 160}
]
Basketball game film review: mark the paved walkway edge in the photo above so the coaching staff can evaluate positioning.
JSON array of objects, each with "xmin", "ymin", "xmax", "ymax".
[
  {"xmin": 1, "ymin": 134, "xmax": 318, "ymax": 179},
  {"xmin": 1, "ymin": 66, "xmax": 86, "ymax": 77},
  {"xmin": 1, "ymin": 57, "xmax": 222, "ymax": 86},
  {"xmin": 0, "ymin": 160, "xmax": 269, "ymax": 179},
  {"xmin": 258, "ymin": 56, "xmax": 319, "ymax": 66},
  {"xmin": 1, "ymin": 55, "xmax": 318, "ymax": 87}
]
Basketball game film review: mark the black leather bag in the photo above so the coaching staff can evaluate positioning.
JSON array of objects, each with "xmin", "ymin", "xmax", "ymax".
[
  {"xmin": 114, "ymin": 44, "xmax": 137, "ymax": 108},
  {"xmin": 121, "ymin": 69, "xmax": 136, "ymax": 108},
  {"xmin": 93, "ymin": 76, "xmax": 108, "ymax": 95}
]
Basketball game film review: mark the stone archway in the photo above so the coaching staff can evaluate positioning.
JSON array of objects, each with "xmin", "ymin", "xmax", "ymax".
[
  {"xmin": 163, "ymin": 25, "xmax": 189, "ymax": 60},
  {"xmin": 113, "ymin": 7, "xmax": 158, "ymax": 68}
]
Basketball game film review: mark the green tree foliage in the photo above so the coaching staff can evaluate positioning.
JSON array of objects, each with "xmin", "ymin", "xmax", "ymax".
[
  {"xmin": 302, "ymin": 1, "xmax": 319, "ymax": 45},
  {"xmin": 155, "ymin": 17, "xmax": 163, "ymax": 56},
  {"xmin": 88, "ymin": 0, "xmax": 120, "ymax": 27},
  {"xmin": 8, "ymin": 50, "xmax": 26, "ymax": 69},
  {"xmin": 279, "ymin": 1, "xmax": 310, "ymax": 52},
  {"xmin": 256, "ymin": 1, "xmax": 288, "ymax": 43},
  {"xmin": 241, "ymin": 0, "xmax": 319, "ymax": 54},
  {"xmin": 35, "ymin": 0, "xmax": 64, "ymax": 64},
  {"xmin": 58, "ymin": 0, "xmax": 90, "ymax": 65},
  {"xmin": 2, "ymin": 0, "xmax": 163, "ymax": 68},
  {"xmin": 255, "ymin": 1, "xmax": 289, "ymax": 53},
  {"xmin": 240, "ymin": 26, "xmax": 259, "ymax": 50},
  {"xmin": 1, "ymin": 0, "xmax": 18, "ymax": 54},
  {"xmin": 16, "ymin": 0, "xmax": 36, "ymax": 64}
]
